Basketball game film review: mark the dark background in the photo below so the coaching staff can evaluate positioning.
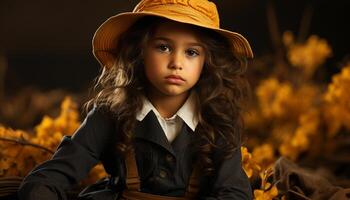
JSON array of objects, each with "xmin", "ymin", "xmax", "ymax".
[{"xmin": 1, "ymin": 0, "xmax": 349, "ymax": 95}]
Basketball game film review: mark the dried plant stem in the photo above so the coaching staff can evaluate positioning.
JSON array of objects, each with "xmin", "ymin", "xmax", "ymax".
[
  {"xmin": 298, "ymin": 4, "xmax": 314, "ymax": 43},
  {"xmin": 0, "ymin": 137, "xmax": 54, "ymax": 154},
  {"xmin": 266, "ymin": 1, "xmax": 283, "ymax": 53},
  {"xmin": 266, "ymin": 0, "xmax": 289, "ymax": 77}
]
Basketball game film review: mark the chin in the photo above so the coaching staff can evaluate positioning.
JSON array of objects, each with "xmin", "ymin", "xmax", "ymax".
[{"xmin": 162, "ymin": 89, "xmax": 187, "ymax": 97}]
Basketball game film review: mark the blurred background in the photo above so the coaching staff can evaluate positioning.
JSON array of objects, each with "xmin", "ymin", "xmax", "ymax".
[
  {"xmin": 1, "ymin": 0, "xmax": 350, "ymax": 199},
  {"xmin": 1, "ymin": 0, "xmax": 349, "ymax": 128}
]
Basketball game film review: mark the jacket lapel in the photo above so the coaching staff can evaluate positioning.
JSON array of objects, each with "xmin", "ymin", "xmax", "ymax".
[
  {"xmin": 171, "ymin": 123, "xmax": 194, "ymax": 154},
  {"xmin": 134, "ymin": 110, "xmax": 176, "ymax": 156}
]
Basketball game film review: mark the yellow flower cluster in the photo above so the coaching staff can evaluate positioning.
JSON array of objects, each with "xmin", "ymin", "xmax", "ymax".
[
  {"xmin": 32, "ymin": 97, "xmax": 80, "ymax": 150},
  {"xmin": 0, "ymin": 97, "xmax": 107, "ymax": 182},
  {"xmin": 242, "ymin": 145, "xmax": 279, "ymax": 199},
  {"xmin": 256, "ymin": 78, "xmax": 293, "ymax": 119},
  {"xmin": 256, "ymin": 78, "xmax": 318, "ymax": 121},
  {"xmin": 279, "ymin": 109, "xmax": 320, "ymax": 160},
  {"xmin": 0, "ymin": 127, "xmax": 33, "ymax": 176},
  {"xmin": 254, "ymin": 167, "xmax": 279, "ymax": 200},
  {"xmin": 254, "ymin": 181, "xmax": 279, "ymax": 200},
  {"xmin": 241, "ymin": 146, "xmax": 261, "ymax": 178},
  {"xmin": 244, "ymin": 32, "xmax": 346, "ymax": 199},
  {"xmin": 323, "ymin": 65, "xmax": 350, "ymax": 137},
  {"xmin": 252, "ymin": 144, "xmax": 275, "ymax": 169},
  {"xmin": 283, "ymin": 31, "xmax": 332, "ymax": 77}
]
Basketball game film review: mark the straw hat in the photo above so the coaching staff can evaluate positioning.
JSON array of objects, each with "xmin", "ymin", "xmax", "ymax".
[{"xmin": 93, "ymin": 0, "xmax": 254, "ymax": 68}]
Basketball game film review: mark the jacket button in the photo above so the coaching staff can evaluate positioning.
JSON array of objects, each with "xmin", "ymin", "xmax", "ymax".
[
  {"xmin": 159, "ymin": 170, "xmax": 167, "ymax": 178},
  {"xmin": 165, "ymin": 154, "xmax": 174, "ymax": 162}
]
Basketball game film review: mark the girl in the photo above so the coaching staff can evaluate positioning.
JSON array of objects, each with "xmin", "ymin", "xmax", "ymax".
[{"xmin": 18, "ymin": 0, "xmax": 254, "ymax": 199}]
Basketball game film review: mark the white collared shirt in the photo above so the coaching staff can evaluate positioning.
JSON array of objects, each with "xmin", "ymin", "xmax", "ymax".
[{"xmin": 136, "ymin": 91, "xmax": 198, "ymax": 143}]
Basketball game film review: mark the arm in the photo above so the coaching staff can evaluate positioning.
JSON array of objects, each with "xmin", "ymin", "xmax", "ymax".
[
  {"xmin": 17, "ymin": 107, "xmax": 115, "ymax": 200},
  {"xmin": 198, "ymin": 145, "xmax": 253, "ymax": 200}
]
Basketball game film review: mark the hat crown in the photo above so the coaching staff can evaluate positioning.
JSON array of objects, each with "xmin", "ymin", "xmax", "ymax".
[
  {"xmin": 92, "ymin": 0, "xmax": 253, "ymax": 69},
  {"xmin": 133, "ymin": 0, "xmax": 220, "ymax": 28}
]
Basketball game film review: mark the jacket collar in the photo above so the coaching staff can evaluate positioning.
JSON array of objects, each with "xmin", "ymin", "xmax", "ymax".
[
  {"xmin": 134, "ymin": 110, "xmax": 194, "ymax": 157},
  {"xmin": 136, "ymin": 91, "xmax": 198, "ymax": 131}
]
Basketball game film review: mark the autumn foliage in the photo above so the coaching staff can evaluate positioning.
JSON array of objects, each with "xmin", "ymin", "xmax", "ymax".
[{"xmin": 0, "ymin": 97, "xmax": 107, "ymax": 183}]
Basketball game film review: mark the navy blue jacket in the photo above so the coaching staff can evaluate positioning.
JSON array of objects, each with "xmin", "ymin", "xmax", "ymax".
[{"xmin": 18, "ymin": 107, "xmax": 252, "ymax": 199}]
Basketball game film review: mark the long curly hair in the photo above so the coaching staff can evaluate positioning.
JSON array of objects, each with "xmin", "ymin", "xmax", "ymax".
[{"xmin": 84, "ymin": 16, "xmax": 250, "ymax": 175}]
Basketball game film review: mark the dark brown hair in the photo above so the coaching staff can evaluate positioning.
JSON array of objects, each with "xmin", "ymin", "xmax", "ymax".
[{"xmin": 84, "ymin": 16, "xmax": 249, "ymax": 175}]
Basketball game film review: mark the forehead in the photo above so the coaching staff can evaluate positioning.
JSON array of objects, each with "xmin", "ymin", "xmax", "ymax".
[{"xmin": 152, "ymin": 20, "xmax": 202, "ymax": 42}]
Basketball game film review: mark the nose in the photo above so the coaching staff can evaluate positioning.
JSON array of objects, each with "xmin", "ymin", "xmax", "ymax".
[{"xmin": 168, "ymin": 51, "xmax": 183, "ymax": 70}]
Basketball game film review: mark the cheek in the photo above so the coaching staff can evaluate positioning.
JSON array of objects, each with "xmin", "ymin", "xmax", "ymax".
[
  {"xmin": 144, "ymin": 51, "xmax": 165, "ymax": 71},
  {"xmin": 144, "ymin": 61, "xmax": 163, "ymax": 82},
  {"xmin": 144, "ymin": 65, "xmax": 156, "ymax": 81},
  {"xmin": 188, "ymin": 59, "xmax": 204, "ymax": 79},
  {"xmin": 144, "ymin": 54, "xmax": 157, "ymax": 79}
]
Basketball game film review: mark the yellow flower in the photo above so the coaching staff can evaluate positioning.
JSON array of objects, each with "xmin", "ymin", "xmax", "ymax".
[
  {"xmin": 290, "ymin": 85, "xmax": 319, "ymax": 115},
  {"xmin": 256, "ymin": 78, "xmax": 293, "ymax": 119},
  {"xmin": 55, "ymin": 96, "xmax": 80, "ymax": 134},
  {"xmin": 291, "ymin": 129, "xmax": 309, "ymax": 149},
  {"xmin": 254, "ymin": 168, "xmax": 278, "ymax": 200},
  {"xmin": 256, "ymin": 79, "xmax": 318, "ymax": 121},
  {"xmin": 279, "ymin": 143, "xmax": 297, "ymax": 161},
  {"xmin": 0, "ymin": 96, "xmax": 81, "ymax": 177},
  {"xmin": 252, "ymin": 144, "xmax": 275, "ymax": 168},
  {"xmin": 287, "ymin": 35, "xmax": 332, "ymax": 77},
  {"xmin": 254, "ymin": 184, "xmax": 279, "ymax": 200},
  {"xmin": 323, "ymin": 105, "xmax": 343, "ymax": 137},
  {"xmin": 35, "ymin": 116, "xmax": 55, "ymax": 139},
  {"xmin": 279, "ymin": 109, "xmax": 320, "ymax": 160},
  {"xmin": 282, "ymin": 31, "xmax": 294, "ymax": 48},
  {"xmin": 241, "ymin": 146, "xmax": 261, "ymax": 178},
  {"xmin": 33, "ymin": 96, "xmax": 80, "ymax": 149},
  {"xmin": 323, "ymin": 65, "xmax": 350, "ymax": 136}
]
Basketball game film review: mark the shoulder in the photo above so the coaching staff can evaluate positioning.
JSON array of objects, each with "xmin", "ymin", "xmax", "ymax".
[
  {"xmin": 83, "ymin": 105, "xmax": 118, "ymax": 128},
  {"xmin": 71, "ymin": 105, "xmax": 118, "ymax": 153}
]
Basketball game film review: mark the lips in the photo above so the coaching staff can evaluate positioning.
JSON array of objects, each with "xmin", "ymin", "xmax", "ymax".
[
  {"xmin": 165, "ymin": 75, "xmax": 185, "ymax": 81},
  {"xmin": 165, "ymin": 75, "xmax": 185, "ymax": 84}
]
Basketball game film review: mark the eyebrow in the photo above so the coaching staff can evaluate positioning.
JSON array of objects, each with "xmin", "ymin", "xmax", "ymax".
[{"xmin": 151, "ymin": 36, "xmax": 204, "ymax": 48}]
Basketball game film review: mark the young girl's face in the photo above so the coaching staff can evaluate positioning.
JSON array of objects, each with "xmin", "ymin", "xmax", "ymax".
[{"xmin": 143, "ymin": 20, "xmax": 205, "ymax": 99}]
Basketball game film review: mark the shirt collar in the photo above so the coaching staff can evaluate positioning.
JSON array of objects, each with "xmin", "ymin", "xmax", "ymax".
[{"xmin": 136, "ymin": 91, "xmax": 198, "ymax": 131}]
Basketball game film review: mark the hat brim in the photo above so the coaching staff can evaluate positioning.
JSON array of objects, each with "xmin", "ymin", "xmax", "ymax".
[{"xmin": 93, "ymin": 11, "xmax": 254, "ymax": 68}]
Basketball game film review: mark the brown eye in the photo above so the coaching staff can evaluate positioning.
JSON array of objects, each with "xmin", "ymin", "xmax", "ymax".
[
  {"xmin": 156, "ymin": 44, "xmax": 171, "ymax": 52},
  {"xmin": 186, "ymin": 49, "xmax": 199, "ymax": 57}
]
